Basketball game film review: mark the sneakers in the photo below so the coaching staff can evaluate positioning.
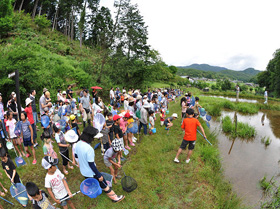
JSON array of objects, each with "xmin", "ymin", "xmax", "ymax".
[
  {"xmin": 26, "ymin": 153, "xmax": 30, "ymax": 158},
  {"xmin": 133, "ymin": 136, "xmax": 137, "ymax": 141},
  {"xmin": 130, "ymin": 142, "xmax": 135, "ymax": 147},
  {"xmin": 112, "ymin": 195, "xmax": 125, "ymax": 203},
  {"xmin": 132, "ymin": 138, "xmax": 137, "ymax": 143},
  {"xmin": 33, "ymin": 143, "xmax": 39, "ymax": 148},
  {"xmin": 125, "ymin": 146, "xmax": 131, "ymax": 150},
  {"xmin": 186, "ymin": 159, "xmax": 191, "ymax": 164},
  {"xmin": 174, "ymin": 158, "xmax": 180, "ymax": 163},
  {"xmin": 32, "ymin": 159, "xmax": 37, "ymax": 165}
]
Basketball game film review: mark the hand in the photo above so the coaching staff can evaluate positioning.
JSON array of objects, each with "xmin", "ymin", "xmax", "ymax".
[
  {"xmin": 55, "ymin": 199, "xmax": 61, "ymax": 204},
  {"xmin": 98, "ymin": 176, "xmax": 104, "ymax": 182},
  {"xmin": 31, "ymin": 139, "xmax": 34, "ymax": 144},
  {"xmin": 67, "ymin": 144, "xmax": 70, "ymax": 147},
  {"xmin": 68, "ymin": 192, "xmax": 73, "ymax": 198},
  {"xmin": 11, "ymin": 178, "xmax": 14, "ymax": 184},
  {"xmin": 117, "ymin": 164, "xmax": 122, "ymax": 168}
]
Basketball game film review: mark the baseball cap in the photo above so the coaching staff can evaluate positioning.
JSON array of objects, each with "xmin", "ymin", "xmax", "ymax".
[
  {"xmin": 124, "ymin": 112, "xmax": 130, "ymax": 118},
  {"xmin": 113, "ymin": 115, "xmax": 121, "ymax": 121},
  {"xmin": 42, "ymin": 156, "xmax": 58, "ymax": 169},
  {"xmin": 172, "ymin": 113, "xmax": 178, "ymax": 118}
]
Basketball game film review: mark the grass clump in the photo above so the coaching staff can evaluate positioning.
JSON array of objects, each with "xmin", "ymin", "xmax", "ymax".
[
  {"xmin": 259, "ymin": 176, "xmax": 274, "ymax": 193},
  {"xmin": 222, "ymin": 116, "xmax": 256, "ymax": 138},
  {"xmin": 261, "ymin": 137, "xmax": 271, "ymax": 147},
  {"xmin": 207, "ymin": 105, "xmax": 222, "ymax": 116},
  {"xmin": 236, "ymin": 103, "xmax": 258, "ymax": 114}
]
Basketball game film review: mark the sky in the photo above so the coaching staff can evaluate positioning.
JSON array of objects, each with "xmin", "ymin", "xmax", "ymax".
[{"xmin": 100, "ymin": 0, "xmax": 280, "ymax": 71}]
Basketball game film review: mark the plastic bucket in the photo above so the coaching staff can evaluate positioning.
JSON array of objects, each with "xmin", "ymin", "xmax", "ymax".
[
  {"xmin": 15, "ymin": 157, "xmax": 26, "ymax": 167},
  {"xmin": 100, "ymin": 172, "xmax": 113, "ymax": 188},
  {"xmin": 166, "ymin": 110, "xmax": 169, "ymax": 114},
  {"xmin": 152, "ymin": 128, "xmax": 156, "ymax": 133},
  {"xmin": 200, "ymin": 108, "xmax": 206, "ymax": 117},
  {"xmin": 80, "ymin": 178, "xmax": 102, "ymax": 198}
]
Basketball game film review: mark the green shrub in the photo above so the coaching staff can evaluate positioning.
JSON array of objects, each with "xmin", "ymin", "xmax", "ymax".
[
  {"xmin": 208, "ymin": 105, "xmax": 222, "ymax": 116},
  {"xmin": 34, "ymin": 14, "xmax": 50, "ymax": 30},
  {"xmin": 222, "ymin": 100, "xmax": 235, "ymax": 109},
  {"xmin": 222, "ymin": 116, "xmax": 233, "ymax": 133}
]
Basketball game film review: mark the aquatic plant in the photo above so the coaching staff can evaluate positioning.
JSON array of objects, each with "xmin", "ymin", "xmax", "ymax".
[
  {"xmin": 261, "ymin": 137, "xmax": 271, "ymax": 146},
  {"xmin": 222, "ymin": 116, "xmax": 233, "ymax": 133},
  {"xmin": 259, "ymin": 176, "xmax": 274, "ymax": 193},
  {"xmin": 208, "ymin": 105, "xmax": 222, "ymax": 116}
]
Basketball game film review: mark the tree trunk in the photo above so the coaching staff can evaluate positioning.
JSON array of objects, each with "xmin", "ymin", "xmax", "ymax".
[
  {"xmin": 71, "ymin": 10, "xmax": 74, "ymax": 41},
  {"xmin": 79, "ymin": 30, "xmax": 82, "ymax": 49},
  {"xmin": 13, "ymin": 0, "xmax": 17, "ymax": 10},
  {"xmin": 19, "ymin": 0, "xmax": 25, "ymax": 12},
  {"xmin": 38, "ymin": 2, "xmax": 42, "ymax": 17},
  {"xmin": 68, "ymin": 13, "xmax": 71, "ymax": 41},
  {"xmin": 32, "ymin": 0, "xmax": 39, "ymax": 19}
]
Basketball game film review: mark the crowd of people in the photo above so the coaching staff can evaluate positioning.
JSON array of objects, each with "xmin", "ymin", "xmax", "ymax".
[{"xmin": 0, "ymin": 86, "xmax": 208, "ymax": 208}]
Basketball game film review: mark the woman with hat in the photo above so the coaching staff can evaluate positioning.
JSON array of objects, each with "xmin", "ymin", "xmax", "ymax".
[
  {"xmin": 64, "ymin": 130, "xmax": 79, "ymax": 167},
  {"xmin": 75, "ymin": 126, "xmax": 125, "ymax": 203}
]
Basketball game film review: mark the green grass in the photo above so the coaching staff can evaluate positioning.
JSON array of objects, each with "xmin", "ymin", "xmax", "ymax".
[
  {"xmin": 2, "ymin": 97, "xmax": 243, "ymax": 209},
  {"xmin": 222, "ymin": 116, "xmax": 256, "ymax": 138}
]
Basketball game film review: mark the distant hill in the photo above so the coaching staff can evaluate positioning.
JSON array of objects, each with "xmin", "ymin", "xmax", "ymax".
[
  {"xmin": 177, "ymin": 64, "xmax": 261, "ymax": 82},
  {"xmin": 178, "ymin": 64, "xmax": 228, "ymax": 72}
]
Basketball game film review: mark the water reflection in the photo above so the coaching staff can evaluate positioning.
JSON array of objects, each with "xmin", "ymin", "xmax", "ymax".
[{"xmin": 211, "ymin": 110, "xmax": 280, "ymax": 208}]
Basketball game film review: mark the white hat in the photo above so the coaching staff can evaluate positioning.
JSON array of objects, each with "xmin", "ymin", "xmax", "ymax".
[
  {"xmin": 143, "ymin": 103, "xmax": 150, "ymax": 108},
  {"xmin": 136, "ymin": 95, "xmax": 142, "ymax": 100},
  {"xmin": 25, "ymin": 98, "xmax": 32, "ymax": 106},
  {"xmin": 143, "ymin": 95, "xmax": 147, "ymax": 98},
  {"xmin": 72, "ymin": 98, "xmax": 76, "ymax": 103},
  {"xmin": 172, "ymin": 113, "xmax": 178, "ymax": 118},
  {"xmin": 11, "ymin": 92, "xmax": 16, "ymax": 96},
  {"xmin": 94, "ymin": 132, "xmax": 103, "ymax": 139},
  {"xmin": 64, "ymin": 130, "xmax": 79, "ymax": 143},
  {"xmin": 62, "ymin": 91, "xmax": 67, "ymax": 95},
  {"xmin": 42, "ymin": 156, "xmax": 58, "ymax": 170}
]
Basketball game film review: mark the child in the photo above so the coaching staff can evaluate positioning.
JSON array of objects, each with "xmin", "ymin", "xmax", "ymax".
[
  {"xmin": 1, "ymin": 153, "xmax": 21, "ymax": 184},
  {"xmin": 149, "ymin": 110, "xmax": 155, "ymax": 135},
  {"xmin": 160, "ymin": 109, "xmax": 166, "ymax": 127},
  {"xmin": 54, "ymin": 124, "xmax": 73, "ymax": 175},
  {"xmin": 174, "ymin": 108, "xmax": 207, "ymax": 164},
  {"xmin": 106, "ymin": 112, "xmax": 114, "ymax": 143},
  {"xmin": 26, "ymin": 181, "xmax": 58, "ymax": 209},
  {"xmin": 70, "ymin": 115, "xmax": 81, "ymax": 136},
  {"xmin": 6, "ymin": 112, "xmax": 24, "ymax": 156},
  {"xmin": 193, "ymin": 97, "xmax": 202, "ymax": 115},
  {"xmin": 120, "ymin": 113, "xmax": 133, "ymax": 150},
  {"xmin": 41, "ymin": 108, "xmax": 53, "ymax": 141},
  {"xmin": 20, "ymin": 112, "xmax": 37, "ymax": 164},
  {"xmin": 104, "ymin": 139, "xmax": 122, "ymax": 184},
  {"xmin": 101, "ymin": 123, "xmax": 110, "ymax": 153},
  {"xmin": 43, "ymin": 137, "xmax": 58, "ymax": 160},
  {"xmin": 25, "ymin": 98, "xmax": 38, "ymax": 148},
  {"xmin": 164, "ymin": 113, "xmax": 178, "ymax": 135},
  {"xmin": 113, "ymin": 115, "xmax": 125, "ymax": 160},
  {"xmin": 42, "ymin": 156, "xmax": 76, "ymax": 209}
]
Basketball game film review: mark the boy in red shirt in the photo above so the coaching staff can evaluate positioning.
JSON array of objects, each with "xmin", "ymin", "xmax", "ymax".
[
  {"xmin": 25, "ymin": 98, "xmax": 38, "ymax": 147},
  {"xmin": 174, "ymin": 108, "xmax": 207, "ymax": 164}
]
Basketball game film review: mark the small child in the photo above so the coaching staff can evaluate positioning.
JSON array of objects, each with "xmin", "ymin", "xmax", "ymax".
[
  {"xmin": 113, "ymin": 115, "xmax": 125, "ymax": 160},
  {"xmin": 70, "ymin": 115, "xmax": 80, "ymax": 136},
  {"xmin": 164, "ymin": 113, "xmax": 178, "ymax": 135},
  {"xmin": 160, "ymin": 109, "xmax": 166, "ymax": 127},
  {"xmin": 100, "ymin": 123, "xmax": 110, "ymax": 153},
  {"xmin": 6, "ymin": 111, "xmax": 24, "ymax": 156},
  {"xmin": 20, "ymin": 112, "xmax": 37, "ymax": 164},
  {"xmin": 26, "ymin": 182, "xmax": 59, "ymax": 209},
  {"xmin": 149, "ymin": 110, "xmax": 155, "ymax": 135},
  {"xmin": 43, "ymin": 137, "xmax": 58, "ymax": 160},
  {"xmin": 193, "ymin": 97, "xmax": 202, "ymax": 115},
  {"xmin": 1, "ymin": 153, "xmax": 21, "ymax": 184},
  {"xmin": 106, "ymin": 113, "xmax": 114, "ymax": 143},
  {"xmin": 42, "ymin": 156, "xmax": 76, "ymax": 209},
  {"xmin": 54, "ymin": 124, "xmax": 73, "ymax": 175},
  {"xmin": 104, "ymin": 139, "xmax": 122, "ymax": 184}
]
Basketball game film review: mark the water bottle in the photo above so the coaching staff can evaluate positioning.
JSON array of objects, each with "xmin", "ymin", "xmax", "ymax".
[{"xmin": 123, "ymin": 148, "xmax": 129, "ymax": 156}]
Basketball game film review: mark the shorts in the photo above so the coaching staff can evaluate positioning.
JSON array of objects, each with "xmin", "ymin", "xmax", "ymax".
[
  {"xmin": 104, "ymin": 158, "xmax": 116, "ymax": 167},
  {"xmin": 23, "ymin": 137, "xmax": 33, "ymax": 147},
  {"xmin": 180, "ymin": 139, "xmax": 196, "ymax": 150},
  {"xmin": 119, "ymin": 137, "xmax": 124, "ymax": 149},
  {"xmin": 60, "ymin": 194, "xmax": 70, "ymax": 206},
  {"xmin": 164, "ymin": 122, "xmax": 169, "ymax": 127}
]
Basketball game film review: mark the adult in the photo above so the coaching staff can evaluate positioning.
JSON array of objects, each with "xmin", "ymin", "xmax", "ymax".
[
  {"xmin": 29, "ymin": 90, "xmax": 38, "ymax": 125},
  {"xmin": 79, "ymin": 90, "xmax": 91, "ymax": 128},
  {"xmin": 66, "ymin": 85, "xmax": 73, "ymax": 100},
  {"xmin": 75, "ymin": 126, "xmax": 125, "ymax": 203},
  {"xmin": 161, "ymin": 93, "xmax": 168, "ymax": 111},
  {"xmin": 39, "ymin": 88, "xmax": 52, "ymax": 116},
  {"xmin": 235, "ymin": 85, "xmax": 240, "ymax": 102},
  {"xmin": 0, "ymin": 93, "xmax": 7, "ymax": 136},
  {"xmin": 92, "ymin": 97, "xmax": 104, "ymax": 115},
  {"xmin": 91, "ymin": 89, "xmax": 97, "ymax": 104},
  {"xmin": 138, "ymin": 103, "xmax": 150, "ymax": 135},
  {"xmin": 110, "ymin": 87, "xmax": 115, "ymax": 106},
  {"xmin": 62, "ymin": 91, "xmax": 67, "ymax": 102},
  {"xmin": 7, "ymin": 95, "xmax": 18, "ymax": 121},
  {"xmin": 264, "ymin": 89, "xmax": 268, "ymax": 104}
]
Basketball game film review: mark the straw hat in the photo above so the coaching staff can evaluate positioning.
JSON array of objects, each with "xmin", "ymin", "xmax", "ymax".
[
  {"xmin": 25, "ymin": 98, "xmax": 32, "ymax": 106},
  {"xmin": 65, "ymin": 130, "xmax": 79, "ymax": 143},
  {"xmin": 136, "ymin": 95, "xmax": 142, "ymax": 100},
  {"xmin": 128, "ymin": 97, "xmax": 134, "ymax": 102}
]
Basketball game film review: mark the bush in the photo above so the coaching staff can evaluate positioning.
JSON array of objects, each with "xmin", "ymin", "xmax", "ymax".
[
  {"xmin": 0, "ymin": 16, "xmax": 13, "ymax": 37},
  {"xmin": 34, "ymin": 15, "xmax": 50, "ymax": 30}
]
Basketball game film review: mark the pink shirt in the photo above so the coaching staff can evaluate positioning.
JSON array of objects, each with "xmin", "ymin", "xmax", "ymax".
[
  {"xmin": 120, "ymin": 118, "xmax": 128, "ymax": 133},
  {"xmin": 24, "ymin": 106, "xmax": 34, "ymax": 125}
]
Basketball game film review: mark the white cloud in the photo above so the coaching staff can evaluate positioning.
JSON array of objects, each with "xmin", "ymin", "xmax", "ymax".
[{"xmin": 100, "ymin": 0, "xmax": 280, "ymax": 71}]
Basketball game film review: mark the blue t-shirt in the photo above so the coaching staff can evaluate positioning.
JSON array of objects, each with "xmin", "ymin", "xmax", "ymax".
[
  {"xmin": 22, "ymin": 120, "xmax": 31, "ymax": 139},
  {"xmin": 75, "ymin": 141, "xmax": 96, "ymax": 177}
]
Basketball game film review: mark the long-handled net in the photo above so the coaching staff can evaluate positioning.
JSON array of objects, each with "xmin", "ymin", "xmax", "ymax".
[{"xmin": 121, "ymin": 168, "xmax": 137, "ymax": 193}]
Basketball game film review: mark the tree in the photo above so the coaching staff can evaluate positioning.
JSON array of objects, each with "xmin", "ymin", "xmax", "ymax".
[
  {"xmin": 221, "ymin": 79, "xmax": 231, "ymax": 91},
  {"xmin": 78, "ymin": 0, "xmax": 86, "ymax": 48},
  {"xmin": 169, "ymin": 65, "xmax": 177, "ymax": 75},
  {"xmin": 0, "ymin": 0, "xmax": 13, "ymax": 38}
]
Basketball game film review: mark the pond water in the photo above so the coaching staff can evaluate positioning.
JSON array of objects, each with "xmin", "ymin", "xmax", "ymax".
[
  {"xmin": 201, "ymin": 95, "xmax": 258, "ymax": 103},
  {"xmin": 210, "ymin": 110, "xmax": 280, "ymax": 208}
]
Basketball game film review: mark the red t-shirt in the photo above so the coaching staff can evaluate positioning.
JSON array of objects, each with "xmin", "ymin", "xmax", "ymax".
[
  {"xmin": 24, "ymin": 106, "xmax": 34, "ymax": 125},
  {"xmin": 181, "ymin": 117, "xmax": 201, "ymax": 141}
]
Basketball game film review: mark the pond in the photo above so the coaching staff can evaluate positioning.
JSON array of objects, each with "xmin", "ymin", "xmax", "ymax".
[{"xmin": 209, "ymin": 110, "xmax": 280, "ymax": 208}]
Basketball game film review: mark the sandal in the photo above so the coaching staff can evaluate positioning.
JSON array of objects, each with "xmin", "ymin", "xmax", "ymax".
[
  {"xmin": 112, "ymin": 195, "xmax": 125, "ymax": 203},
  {"xmin": 68, "ymin": 166, "xmax": 74, "ymax": 170},
  {"xmin": 63, "ymin": 170, "xmax": 69, "ymax": 175}
]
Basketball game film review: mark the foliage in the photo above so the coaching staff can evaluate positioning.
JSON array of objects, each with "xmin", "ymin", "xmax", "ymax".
[
  {"xmin": 0, "ymin": 0, "xmax": 13, "ymax": 37},
  {"xmin": 34, "ymin": 14, "xmax": 51, "ymax": 30},
  {"xmin": 221, "ymin": 79, "xmax": 231, "ymax": 91}
]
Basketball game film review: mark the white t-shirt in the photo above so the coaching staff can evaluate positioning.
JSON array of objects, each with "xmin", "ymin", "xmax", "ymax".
[
  {"xmin": 6, "ymin": 119, "xmax": 17, "ymax": 138},
  {"xmin": 124, "ymin": 100, "xmax": 129, "ymax": 111},
  {"xmin": 149, "ymin": 116, "xmax": 155, "ymax": 127},
  {"xmin": 110, "ymin": 90, "xmax": 114, "ymax": 99},
  {"xmin": 45, "ymin": 169, "xmax": 67, "ymax": 200}
]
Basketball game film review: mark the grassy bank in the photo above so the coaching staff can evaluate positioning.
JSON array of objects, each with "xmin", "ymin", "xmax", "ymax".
[{"xmin": 1, "ymin": 97, "xmax": 242, "ymax": 209}]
